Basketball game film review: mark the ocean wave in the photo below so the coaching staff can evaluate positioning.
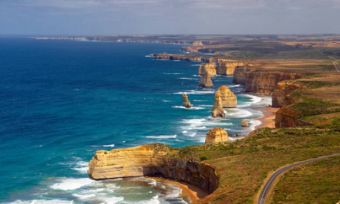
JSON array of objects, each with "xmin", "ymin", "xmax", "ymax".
[
  {"xmin": 226, "ymin": 108, "xmax": 253, "ymax": 118},
  {"xmin": 50, "ymin": 178, "xmax": 94, "ymax": 191},
  {"xmin": 172, "ymin": 106, "xmax": 205, "ymax": 110},
  {"xmin": 249, "ymin": 119, "xmax": 262, "ymax": 131},
  {"xmin": 174, "ymin": 90, "xmax": 214, "ymax": 95},
  {"xmin": 103, "ymin": 144, "xmax": 115, "ymax": 148},
  {"xmin": 71, "ymin": 161, "xmax": 88, "ymax": 174},
  {"xmin": 145, "ymin": 135, "xmax": 177, "ymax": 139},
  {"xmin": 178, "ymin": 77, "xmax": 196, "ymax": 80},
  {"xmin": 8, "ymin": 199, "xmax": 73, "ymax": 204},
  {"xmin": 163, "ymin": 72, "xmax": 182, "ymax": 75},
  {"xmin": 237, "ymin": 94, "xmax": 263, "ymax": 108}
]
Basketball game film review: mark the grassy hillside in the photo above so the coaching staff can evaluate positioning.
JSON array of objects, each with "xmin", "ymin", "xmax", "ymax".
[
  {"xmin": 175, "ymin": 128, "xmax": 340, "ymax": 203},
  {"xmin": 271, "ymin": 157, "xmax": 340, "ymax": 204}
]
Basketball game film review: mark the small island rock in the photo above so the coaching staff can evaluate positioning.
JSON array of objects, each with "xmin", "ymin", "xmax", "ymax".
[
  {"xmin": 181, "ymin": 94, "xmax": 193, "ymax": 108},
  {"xmin": 205, "ymin": 128, "xmax": 228, "ymax": 144}
]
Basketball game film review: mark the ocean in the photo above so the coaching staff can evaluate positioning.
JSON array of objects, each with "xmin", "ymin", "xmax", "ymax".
[{"xmin": 0, "ymin": 38, "xmax": 269, "ymax": 203}]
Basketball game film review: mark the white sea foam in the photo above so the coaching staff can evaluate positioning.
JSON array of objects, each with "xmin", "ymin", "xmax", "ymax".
[
  {"xmin": 249, "ymin": 119, "xmax": 262, "ymax": 131},
  {"xmin": 226, "ymin": 108, "xmax": 253, "ymax": 118},
  {"xmin": 229, "ymin": 84, "xmax": 241, "ymax": 88},
  {"xmin": 178, "ymin": 77, "xmax": 196, "ymax": 80},
  {"xmin": 238, "ymin": 94, "xmax": 263, "ymax": 108},
  {"xmin": 103, "ymin": 144, "xmax": 115, "ymax": 148},
  {"xmin": 9, "ymin": 199, "xmax": 74, "ymax": 204},
  {"xmin": 174, "ymin": 90, "xmax": 214, "ymax": 95},
  {"xmin": 172, "ymin": 106, "xmax": 205, "ymax": 110},
  {"xmin": 163, "ymin": 72, "xmax": 182, "ymax": 75},
  {"xmin": 71, "ymin": 161, "xmax": 88, "ymax": 174},
  {"xmin": 162, "ymin": 99, "xmax": 171, "ymax": 103},
  {"xmin": 50, "ymin": 178, "xmax": 94, "ymax": 191},
  {"xmin": 145, "ymin": 135, "xmax": 177, "ymax": 139}
]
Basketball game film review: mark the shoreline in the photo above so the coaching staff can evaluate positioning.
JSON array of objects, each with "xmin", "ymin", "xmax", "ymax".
[
  {"xmin": 258, "ymin": 106, "xmax": 279, "ymax": 129},
  {"xmin": 149, "ymin": 177, "xmax": 208, "ymax": 204}
]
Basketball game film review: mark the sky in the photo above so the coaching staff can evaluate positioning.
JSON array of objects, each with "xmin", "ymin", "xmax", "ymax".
[{"xmin": 0, "ymin": 0, "xmax": 340, "ymax": 35}]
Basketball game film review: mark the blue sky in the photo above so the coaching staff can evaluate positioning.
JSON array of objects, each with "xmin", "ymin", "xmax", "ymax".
[{"xmin": 1, "ymin": 0, "xmax": 340, "ymax": 35}]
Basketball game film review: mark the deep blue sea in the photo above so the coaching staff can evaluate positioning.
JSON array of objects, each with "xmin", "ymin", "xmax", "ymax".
[{"xmin": 0, "ymin": 38, "xmax": 269, "ymax": 204}]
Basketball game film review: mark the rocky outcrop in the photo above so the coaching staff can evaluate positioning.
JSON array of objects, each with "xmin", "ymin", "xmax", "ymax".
[
  {"xmin": 199, "ymin": 63, "xmax": 217, "ymax": 77},
  {"xmin": 151, "ymin": 53, "xmax": 207, "ymax": 63},
  {"xmin": 88, "ymin": 144, "xmax": 219, "ymax": 194},
  {"xmin": 272, "ymin": 80, "xmax": 303, "ymax": 107},
  {"xmin": 211, "ymin": 91, "xmax": 225, "ymax": 118},
  {"xmin": 182, "ymin": 94, "xmax": 193, "ymax": 108},
  {"xmin": 217, "ymin": 61, "xmax": 244, "ymax": 76},
  {"xmin": 205, "ymin": 128, "xmax": 228, "ymax": 144},
  {"xmin": 241, "ymin": 119, "xmax": 250, "ymax": 127},
  {"xmin": 275, "ymin": 107, "xmax": 301, "ymax": 128},
  {"xmin": 233, "ymin": 68, "xmax": 301, "ymax": 95},
  {"xmin": 200, "ymin": 73, "xmax": 214, "ymax": 88},
  {"xmin": 217, "ymin": 85, "xmax": 237, "ymax": 108}
]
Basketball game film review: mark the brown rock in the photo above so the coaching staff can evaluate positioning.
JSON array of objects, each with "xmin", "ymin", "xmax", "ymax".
[
  {"xmin": 241, "ymin": 119, "xmax": 250, "ymax": 127},
  {"xmin": 205, "ymin": 128, "xmax": 228, "ymax": 144},
  {"xmin": 200, "ymin": 73, "xmax": 214, "ymax": 88},
  {"xmin": 217, "ymin": 85, "xmax": 237, "ymax": 108},
  {"xmin": 199, "ymin": 63, "xmax": 217, "ymax": 77},
  {"xmin": 217, "ymin": 61, "xmax": 244, "ymax": 76},
  {"xmin": 181, "ymin": 94, "xmax": 192, "ymax": 108},
  {"xmin": 88, "ymin": 144, "xmax": 219, "ymax": 193},
  {"xmin": 211, "ymin": 91, "xmax": 225, "ymax": 118}
]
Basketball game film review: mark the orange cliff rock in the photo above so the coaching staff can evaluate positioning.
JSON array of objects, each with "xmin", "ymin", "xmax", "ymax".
[
  {"xmin": 205, "ymin": 128, "xmax": 228, "ymax": 144},
  {"xmin": 211, "ymin": 91, "xmax": 225, "ymax": 118},
  {"xmin": 217, "ymin": 85, "xmax": 237, "ymax": 108},
  {"xmin": 200, "ymin": 73, "xmax": 214, "ymax": 88},
  {"xmin": 199, "ymin": 63, "xmax": 217, "ymax": 77},
  {"xmin": 217, "ymin": 61, "xmax": 244, "ymax": 76},
  {"xmin": 88, "ymin": 144, "xmax": 219, "ymax": 194}
]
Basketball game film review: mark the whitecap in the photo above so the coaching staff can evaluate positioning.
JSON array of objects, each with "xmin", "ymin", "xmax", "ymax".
[
  {"xmin": 71, "ymin": 161, "xmax": 88, "ymax": 174},
  {"xmin": 8, "ymin": 200, "xmax": 73, "ymax": 204},
  {"xmin": 145, "ymin": 135, "xmax": 177, "ymax": 139},
  {"xmin": 174, "ymin": 90, "xmax": 214, "ymax": 95},
  {"xmin": 172, "ymin": 106, "xmax": 205, "ymax": 110},
  {"xmin": 178, "ymin": 77, "xmax": 196, "ymax": 80},
  {"xmin": 50, "ymin": 178, "xmax": 94, "ymax": 191},
  {"xmin": 163, "ymin": 72, "xmax": 182, "ymax": 75},
  {"xmin": 226, "ymin": 108, "xmax": 253, "ymax": 118},
  {"xmin": 103, "ymin": 144, "xmax": 115, "ymax": 148}
]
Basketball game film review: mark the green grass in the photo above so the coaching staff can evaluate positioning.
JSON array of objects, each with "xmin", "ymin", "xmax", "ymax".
[
  {"xmin": 272, "ymin": 157, "xmax": 340, "ymax": 204},
  {"xmin": 173, "ymin": 128, "xmax": 340, "ymax": 204}
]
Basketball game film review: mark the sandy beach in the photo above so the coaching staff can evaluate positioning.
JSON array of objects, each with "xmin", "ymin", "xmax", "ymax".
[
  {"xmin": 149, "ymin": 177, "xmax": 208, "ymax": 204},
  {"xmin": 258, "ymin": 106, "xmax": 279, "ymax": 128}
]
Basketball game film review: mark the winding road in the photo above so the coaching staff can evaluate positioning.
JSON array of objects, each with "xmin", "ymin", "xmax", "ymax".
[
  {"xmin": 328, "ymin": 56, "xmax": 340, "ymax": 72},
  {"xmin": 257, "ymin": 153, "xmax": 340, "ymax": 204}
]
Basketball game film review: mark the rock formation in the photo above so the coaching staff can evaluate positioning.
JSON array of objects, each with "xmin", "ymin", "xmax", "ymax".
[
  {"xmin": 211, "ymin": 91, "xmax": 225, "ymax": 118},
  {"xmin": 241, "ymin": 119, "xmax": 250, "ymax": 127},
  {"xmin": 181, "ymin": 94, "xmax": 192, "ymax": 108},
  {"xmin": 199, "ymin": 63, "xmax": 217, "ymax": 77},
  {"xmin": 217, "ymin": 61, "xmax": 244, "ymax": 76},
  {"xmin": 217, "ymin": 85, "xmax": 237, "ymax": 108},
  {"xmin": 233, "ymin": 68, "xmax": 301, "ymax": 95},
  {"xmin": 205, "ymin": 128, "xmax": 228, "ymax": 144},
  {"xmin": 272, "ymin": 80, "xmax": 303, "ymax": 107},
  {"xmin": 88, "ymin": 144, "xmax": 219, "ymax": 193},
  {"xmin": 200, "ymin": 73, "xmax": 214, "ymax": 88}
]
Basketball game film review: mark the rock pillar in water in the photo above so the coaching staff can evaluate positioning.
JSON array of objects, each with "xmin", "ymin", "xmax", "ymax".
[
  {"xmin": 181, "ymin": 94, "xmax": 192, "ymax": 108},
  {"xmin": 211, "ymin": 91, "xmax": 225, "ymax": 118},
  {"xmin": 217, "ymin": 85, "xmax": 237, "ymax": 108}
]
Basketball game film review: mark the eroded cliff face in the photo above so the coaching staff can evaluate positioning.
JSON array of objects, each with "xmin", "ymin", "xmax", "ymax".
[
  {"xmin": 216, "ymin": 61, "xmax": 244, "ymax": 76},
  {"xmin": 211, "ymin": 91, "xmax": 225, "ymax": 118},
  {"xmin": 272, "ymin": 80, "xmax": 303, "ymax": 107},
  {"xmin": 199, "ymin": 63, "xmax": 217, "ymax": 77},
  {"xmin": 205, "ymin": 128, "xmax": 228, "ymax": 144},
  {"xmin": 233, "ymin": 68, "xmax": 301, "ymax": 95},
  {"xmin": 89, "ymin": 144, "xmax": 219, "ymax": 194}
]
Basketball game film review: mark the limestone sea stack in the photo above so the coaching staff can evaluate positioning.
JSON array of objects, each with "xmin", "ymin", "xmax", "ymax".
[
  {"xmin": 181, "ymin": 94, "xmax": 192, "ymax": 108},
  {"xmin": 241, "ymin": 119, "xmax": 250, "ymax": 127},
  {"xmin": 211, "ymin": 91, "xmax": 225, "ymax": 118},
  {"xmin": 200, "ymin": 73, "xmax": 214, "ymax": 87},
  {"xmin": 205, "ymin": 128, "xmax": 228, "ymax": 144},
  {"xmin": 199, "ymin": 63, "xmax": 217, "ymax": 77},
  {"xmin": 217, "ymin": 85, "xmax": 237, "ymax": 108}
]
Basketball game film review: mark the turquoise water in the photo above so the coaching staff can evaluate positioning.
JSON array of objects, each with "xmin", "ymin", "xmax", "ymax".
[{"xmin": 0, "ymin": 38, "xmax": 268, "ymax": 203}]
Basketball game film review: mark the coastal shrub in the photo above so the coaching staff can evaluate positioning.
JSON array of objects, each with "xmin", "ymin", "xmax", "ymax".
[{"xmin": 200, "ymin": 156, "xmax": 208, "ymax": 161}]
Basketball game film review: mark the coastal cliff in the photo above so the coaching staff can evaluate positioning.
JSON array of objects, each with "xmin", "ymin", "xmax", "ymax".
[
  {"xmin": 89, "ymin": 144, "xmax": 219, "ymax": 194},
  {"xmin": 233, "ymin": 67, "xmax": 301, "ymax": 95}
]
